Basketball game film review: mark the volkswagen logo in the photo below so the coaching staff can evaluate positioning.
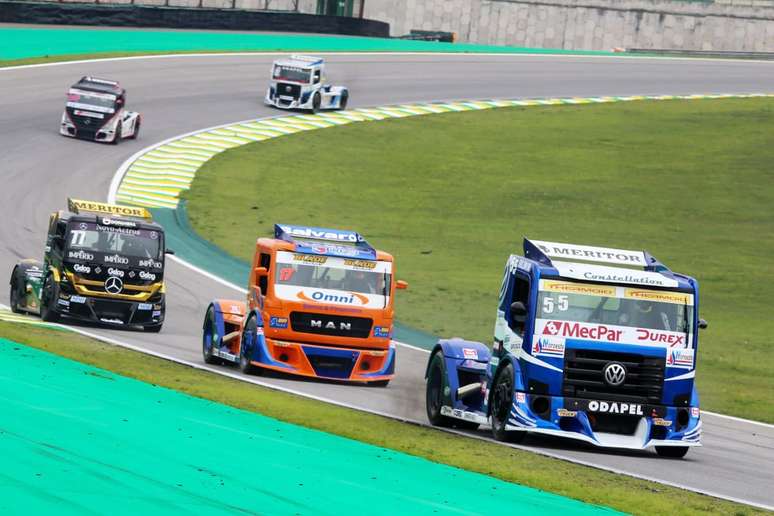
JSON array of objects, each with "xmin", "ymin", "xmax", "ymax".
[
  {"xmin": 105, "ymin": 276, "xmax": 123, "ymax": 295},
  {"xmin": 603, "ymin": 362, "xmax": 626, "ymax": 387}
]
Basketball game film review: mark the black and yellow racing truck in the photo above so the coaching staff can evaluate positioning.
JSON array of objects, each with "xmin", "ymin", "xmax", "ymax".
[{"xmin": 9, "ymin": 199, "xmax": 169, "ymax": 332}]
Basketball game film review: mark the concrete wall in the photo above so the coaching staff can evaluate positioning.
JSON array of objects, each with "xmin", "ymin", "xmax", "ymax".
[{"xmin": 365, "ymin": 0, "xmax": 774, "ymax": 52}]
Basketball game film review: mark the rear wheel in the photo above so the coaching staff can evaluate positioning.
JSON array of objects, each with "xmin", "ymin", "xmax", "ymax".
[
  {"xmin": 9, "ymin": 267, "xmax": 22, "ymax": 313},
  {"xmin": 239, "ymin": 316, "xmax": 262, "ymax": 375},
  {"xmin": 656, "ymin": 446, "xmax": 689, "ymax": 458},
  {"xmin": 39, "ymin": 275, "xmax": 60, "ymax": 323},
  {"xmin": 202, "ymin": 305, "xmax": 222, "ymax": 365},
  {"xmin": 491, "ymin": 363, "xmax": 525, "ymax": 443}
]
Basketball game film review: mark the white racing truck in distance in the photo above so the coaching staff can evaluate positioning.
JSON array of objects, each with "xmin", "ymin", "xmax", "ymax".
[{"xmin": 264, "ymin": 55, "xmax": 349, "ymax": 113}]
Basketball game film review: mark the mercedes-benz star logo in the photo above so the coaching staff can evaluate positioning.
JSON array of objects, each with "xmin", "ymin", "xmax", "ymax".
[
  {"xmin": 105, "ymin": 276, "xmax": 123, "ymax": 295},
  {"xmin": 603, "ymin": 362, "xmax": 626, "ymax": 387}
]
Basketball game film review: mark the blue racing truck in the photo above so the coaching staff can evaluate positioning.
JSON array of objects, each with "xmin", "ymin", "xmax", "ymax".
[{"xmin": 425, "ymin": 239, "xmax": 707, "ymax": 457}]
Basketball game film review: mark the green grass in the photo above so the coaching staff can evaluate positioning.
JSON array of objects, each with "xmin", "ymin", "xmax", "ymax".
[
  {"xmin": 0, "ymin": 320, "xmax": 763, "ymax": 515},
  {"xmin": 185, "ymin": 98, "xmax": 774, "ymax": 422}
]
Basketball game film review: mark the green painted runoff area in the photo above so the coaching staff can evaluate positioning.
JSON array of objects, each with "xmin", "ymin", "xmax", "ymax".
[
  {"xmin": 0, "ymin": 26, "xmax": 612, "ymax": 61},
  {"xmin": 0, "ymin": 338, "xmax": 614, "ymax": 515}
]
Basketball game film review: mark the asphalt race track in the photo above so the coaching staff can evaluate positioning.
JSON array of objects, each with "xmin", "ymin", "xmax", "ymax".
[{"xmin": 1, "ymin": 53, "xmax": 773, "ymax": 508}]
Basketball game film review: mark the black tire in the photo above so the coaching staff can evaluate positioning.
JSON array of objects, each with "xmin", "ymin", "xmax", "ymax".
[
  {"xmin": 339, "ymin": 91, "xmax": 349, "ymax": 110},
  {"xmin": 202, "ymin": 305, "xmax": 222, "ymax": 365},
  {"xmin": 111, "ymin": 123, "xmax": 122, "ymax": 145},
  {"xmin": 426, "ymin": 352, "xmax": 454, "ymax": 427},
  {"xmin": 656, "ymin": 446, "xmax": 689, "ymax": 458},
  {"xmin": 40, "ymin": 274, "xmax": 60, "ymax": 323},
  {"xmin": 128, "ymin": 118, "xmax": 140, "ymax": 140},
  {"xmin": 144, "ymin": 323, "xmax": 162, "ymax": 333},
  {"xmin": 239, "ymin": 316, "xmax": 263, "ymax": 375},
  {"xmin": 369, "ymin": 379, "xmax": 390, "ymax": 387},
  {"xmin": 491, "ymin": 363, "xmax": 526, "ymax": 443},
  {"xmin": 9, "ymin": 267, "xmax": 22, "ymax": 314},
  {"xmin": 311, "ymin": 92, "xmax": 321, "ymax": 114}
]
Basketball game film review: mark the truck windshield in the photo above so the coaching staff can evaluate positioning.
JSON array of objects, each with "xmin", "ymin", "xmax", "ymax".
[
  {"xmin": 66, "ymin": 89, "xmax": 117, "ymax": 114},
  {"xmin": 66, "ymin": 222, "xmax": 161, "ymax": 259},
  {"xmin": 273, "ymin": 65, "xmax": 311, "ymax": 83},
  {"xmin": 537, "ymin": 279, "xmax": 693, "ymax": 335}
]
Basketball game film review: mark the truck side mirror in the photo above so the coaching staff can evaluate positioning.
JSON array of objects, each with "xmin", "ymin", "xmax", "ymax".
[
  {"xmin": 510, "ymin": 301, "xmax": 527, "ymax": 323},
  {"xmin": 165, "ymin": 248, "xmax": 175, "ymax": 255},
  {"xmin": 698, "ymin": 318, "xmax": 708, "ymax": 330},
  {"xmin": 396, "ymin": 280, "xmax": 408, "ymax": 290}
]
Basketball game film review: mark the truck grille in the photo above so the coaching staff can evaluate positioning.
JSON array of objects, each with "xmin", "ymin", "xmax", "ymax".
[
  {"xmin": 562, "ymin": 349, "xmax": 665, "ymax": 404},
  {"xmin": 275, "ymin": 82, "xmax": 301, "ymax": 99},
  {"xmin": 290, "ymin": 312, "xmax": 372, "ymax": 339}
]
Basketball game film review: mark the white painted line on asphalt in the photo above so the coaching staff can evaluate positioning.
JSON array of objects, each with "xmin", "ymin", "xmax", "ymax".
[{"xmin": 1, "ymin": 302, "xmax": 771, "ymax": 511}]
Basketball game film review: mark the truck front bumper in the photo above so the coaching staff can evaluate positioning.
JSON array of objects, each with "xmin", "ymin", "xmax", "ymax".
[{"xmin": 54, "ymin": 292, "xmax": 164, "ymax": 329}]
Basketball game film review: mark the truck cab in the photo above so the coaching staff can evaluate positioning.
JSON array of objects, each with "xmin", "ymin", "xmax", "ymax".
[
  {"xmin": 425, "ymin": 239, "xmax": 705, "ymax": 457},
  {"xmin": 60, "ymin": 76, "xmax": 141, "ymax": 143},
  {"xmin": 9, "ymin": 199, "xmax": 167, "ymax": 332},
  {"xmin": 203, "ymin": 224, "xmax": 407, "ymax": 385},
  {"xmin": 264, "ymin": 55, "xmax": 349, "ymax": 112}
]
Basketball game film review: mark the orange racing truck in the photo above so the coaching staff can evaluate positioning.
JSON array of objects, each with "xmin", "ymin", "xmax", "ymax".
[{"xmin": 202, "ymin": 224, "xmax": 408, "ymax": 385}]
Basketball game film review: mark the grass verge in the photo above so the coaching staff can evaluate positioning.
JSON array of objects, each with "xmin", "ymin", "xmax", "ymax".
[
  {"xmin": 0, "ymin": 319, "xmax": 762, "ymax": 515},
  {"xmin": 185, "ymin": 98, "xmax": 774, "ymax": 422}
]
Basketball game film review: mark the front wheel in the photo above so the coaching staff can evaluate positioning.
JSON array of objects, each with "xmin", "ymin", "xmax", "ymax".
[
  {"xmin": 202, "ymin": 305, "xmax": 222, "ymax": 365},
  {"xmin": 239, "ymin": 317, "xmax": 263, "ymax": 375},
  {"xmin": 9, "ymin": 267, "xmax": 23, "ymax": 313},
  {"xmin": 656, "ymin": 446, "xmax": 689, "ymax": 458},
  {"xmin": 128, "ymin": 118, "xmax": 140, "ymax": 140},
  {"xmin": 426, "ymin": 352, "xmax": 454, "ymax": 427},
  {"xmin": 143, "ymin": 323, "xmax": 162, "ymax": 333},
  {"xmin": 339, "ymin": 91, "xmax": 349, "ymax": 110},
  {"xmin": 491, "ymin": 363, "xmax": 525, "ymax": 443},
  {"xmin": 311, "ymin": 92, "xmax": 321, "ymax": 114},
  {"xmin": 39, "ymin": 275, "xmax": 60, "ymax": 323}
]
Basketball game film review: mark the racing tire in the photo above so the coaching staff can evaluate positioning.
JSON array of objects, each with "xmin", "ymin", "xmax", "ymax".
[
  {"xmin": 202, "ymin": 305, "xmax": 223, "ymax": 365},
  {"xmin": 339, "ymin": 91, "xmax": 349, "ymax": 110},
  {"xmin": 655, "ymin": 446, "xmax": 689, "ymax": 458},
  {"xmin": 426, "ymin": 352, "xmax": 455, "ymax": 427},
  {"xmin": 143, "ymin": 323, "xmax": 162, "ymax": 333},
  {"xmin": 128, "ymin": 118, "xmax": 140, "ymax": 140},
  {"xmin": 239, "ymin": 316, "xmax": 263, "ymax": 375},
  {"xmin": 311, "ymin": 92, "xmax": 321, "ymax": 114},
  {"xmin": 491, "ymin": 363, "xmax": 526, "ymax": 443},
  {"xmin": 110, "ymin": 124, "xmax": 122, "ymax": 145},
  {"xmin": 369, "ymin": 379, "xmax": 390, "ymax": 387},
  {"xmin": 39, "ymin": 274, "xmax": 60, "ymax": 323},
  {"xmin": 9, "ymin": 267, "xmax": 22, "ymax": 314}
]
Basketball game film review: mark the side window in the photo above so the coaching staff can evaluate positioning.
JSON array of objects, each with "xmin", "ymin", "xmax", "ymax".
[
  {"xmin": 509, "ymin": 274, "xmax": 530, "ymax": 336},
  {"xmin": 258, "ymin": 253, "xmax": 271, "ymax": 295},
  {"xmin": 313, "ymin": 70, "xmax": 321, "ymax": 84},
  {"xmin": 53, "ymin": 221, "xmax": 67, "ymax": 252}
]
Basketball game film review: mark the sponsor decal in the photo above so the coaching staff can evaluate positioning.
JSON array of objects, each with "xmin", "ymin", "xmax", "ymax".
[
  {"xmin": 691, "ymin": 407, "xmax": 700, "ymax": 418},
  {"xmin": 104, "ymin": 254, "xmax": 129, "ymax": 265},
  {"xmin": 542, "ymin": 320, "xmax": 623, "ymax": 342},
  {"xmin": 73, "ymin": 109, "xmax": 104, "ymax": 119},
  {"xmin": 531, "ymin": 336, "xmax": 565, "ymax": 357},
  {"xmin": 667, "ymin": 348, "xmax": 694, "ymax": 368},
  {"xmin": 293, "ymin": 253, "xmax": 328, "ymax": 264},
  {"xmin": 107, "ymin": 267, "xmax": 124, "ymax": 278},
  {"xmin": 68, "ymin": 199, "xmax": 149, "ymax": 219},
  {"xmin": 70, "ymin": 296, "xmax": 86, "ymax": 304},
  {"xmin": 587, "ymin": 400, "xmax": 644, "ymax": 415},
  {"xmin": 128, "ymin": 271, "xmax": 135, "ymax": 278},
  {"xmin": 297, "ymin": 290, "xmax": 369, "ymax": 306},
  {"xmin": 373, "ymin": 326, "xmax": 391, "ymax": 338},
  {"xmin": 515, "ymin": 392, "xmax": 527, "ymax": 403},
  {"xmin": 462, "ymin": 348, "xmax": 478, "ymax": 360},
  {"xmin": 541, "ymin": 280, "xmax": 616, "ymax": 297},
  {"xmin": 557, "ymin": 408, "xmax": 578, "ymax": 417},
  {"xmin": 636, "ymin": 329, "xmax": 686, "ymax": 346},
  {"xmin": 343, "ymin": 259, "xmax": 376, "ymax": 270},
  {"xmin": 100, "ymin": 318, "xmax": 124, "ymax": 324},
  {"xmin": 532, "ymin": 240, "xmax": 647, "ymax": 267},
  {"xmin": 100, "ymin": 217, "xmax": 137, "ymax": 228},
  {"xmin": 138, "ymin": 258, "xmax": 163, "ymax": 269},
  {"xmin": 152, "ymin": 310, "xmax": 162, "ymax": 317},
  {"xmin": 552, "ymin": 261, "xmax": 678, "ymax": 288},
  {"xmin": 94, "ymin": 267, "xmax": 102, "ymax": 274},
  {"xmin": 489, "ymin": 357, "xmax": 500, "ymax": 367},
  {"xmin": 278, "ymin": 225, "xmax": 364, "ymax": 243},
  {"xmin": 138, "ymin": 303, "xmax": 153, "ymax": 311},
  {"xmin": 96, "ymin": 224, "xmax": 140, "ymax": 236},
  {"xmin": 653, "ymin": 418, "xmax": 672, "ymax": 427},
  {"xmin": 625, "ymin": 289, "xmax": 693, "ymax": 305},
  {"xmin": 72, "ymin": 263, "xmax": 91, "ymax": 274},
  {"xmin": 582, "ymin": 270, "xmax": 671, "ymax": 287},
  {"xmin": 68, "ymin": 250, "xmax": 94, "ymax": 261},
  {"xmin": 311, "ymin": 244, "xmax": 360, "ymax": 258},
  {"xmin": 269, "ymin": 316, "xmax": 289, "ymax": 329},
  {"xmin": 57, "ymin": 299, "xmax": 70, "ymax": 307},
  {"xmin": 139, "ymin": 271, "xmax": 156, "ymax": 281}
]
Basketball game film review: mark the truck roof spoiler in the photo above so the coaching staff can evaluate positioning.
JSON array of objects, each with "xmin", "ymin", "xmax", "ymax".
[
  {"xmin": 288, "ymin": 54, "xmax": 323, "ymax": 65},
  {"xmin": 523, "ymin": 238, "xmax": 669, "ymax": 272},
  {"xmin": 67, "ymin": 198, "xmax": 152, "ymax": 220},
  {"xmin": 275, "ymin": 224, "xmax": 377, "ymax": 260}
]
